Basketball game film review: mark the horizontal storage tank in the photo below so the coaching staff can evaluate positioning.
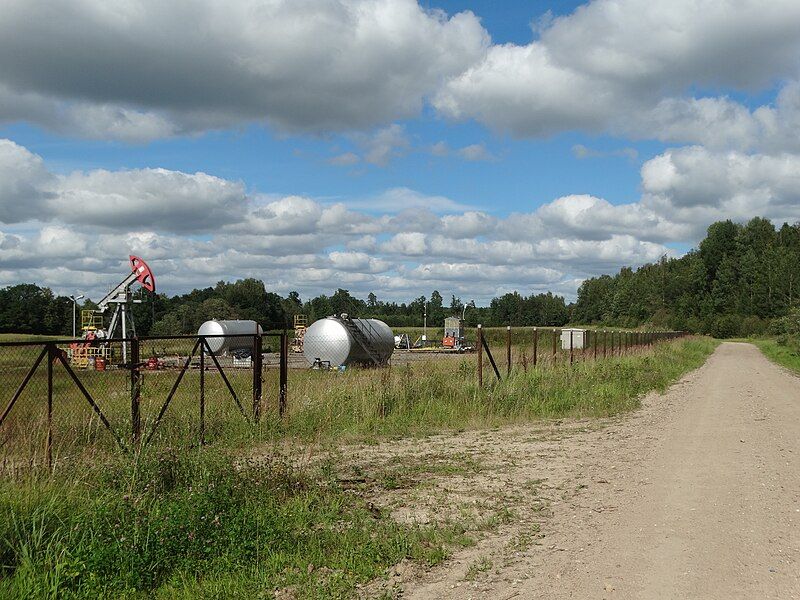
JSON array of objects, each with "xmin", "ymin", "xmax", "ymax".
[
  {"xmin": 303, "ymin": 316, "xmax": 394, "ymax": 367},
  {"xmin": 197, "ymin": 319, "xmax": 262, "ymax": 354}
]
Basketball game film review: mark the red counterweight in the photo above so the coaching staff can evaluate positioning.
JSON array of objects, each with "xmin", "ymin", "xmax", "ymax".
[{"xmin": 129, "ymin": 255, "xmax": 155, "ymax": 293}]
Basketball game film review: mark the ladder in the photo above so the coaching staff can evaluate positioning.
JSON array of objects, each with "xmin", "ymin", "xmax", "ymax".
[
  {"xmin": 292, "ymin": 314, "xmax": 308, "ymax": 353},
  {"xmin": 340, "ymin": 314, "xmax": 382, "ymax": 365}
]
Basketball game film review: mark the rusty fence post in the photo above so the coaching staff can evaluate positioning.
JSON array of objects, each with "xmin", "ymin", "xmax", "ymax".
[
  {"xmin": 532, "ymin": 327, "xmax": 538, "ymax": 368},
  {"xmin": 279, "ymin": 332, "xmax": 288, "ymax": 418},
  {"xmin": 199, "ymin": 336, "xmax": 205, "ymax": 445},
  {"xmin": 552, "ymin": 329, "xmax": 558, "ymax": 366},
  {"xmin": 46, "ymin": 343, "xmax": 53, "ymax": 471},
  {"xmin": 477, "ymin": 324, "xmax": 483, "ymax": 388},
  {"xmin": 252, "ymin": 334, "xmax": 262, "ymax": 421},
  {"xmin": 593, "ymin": 330, "xmax": 598, "ymax": 361},
  {"xmin": 131, "ymin": 336, "xmax": 141, "ymax": 448},
  {"xmin": 506, "ymin": 326, "xmax": 512, "ymax": 377},
  {"xmin": 569, "ymin": 330, "xmax": 574, "ymax": 365}
]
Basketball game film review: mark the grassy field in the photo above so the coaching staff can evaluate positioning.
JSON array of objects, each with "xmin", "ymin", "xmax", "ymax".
[
  {"xmin": 0, "ymin": 450, "xmax": 474, "ymax": 599},
  {"xmin": 751, "ymin": 338, "xmax": 800, "ymax": 374},
  {"xmin": 0, "ymin": 335, "xmax": 718, "ymax": 598}
]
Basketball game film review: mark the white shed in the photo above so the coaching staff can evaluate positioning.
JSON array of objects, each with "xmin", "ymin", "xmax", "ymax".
[{"xmin": 561, "ymin": 328, "xmax": 586, "ymax": 350}]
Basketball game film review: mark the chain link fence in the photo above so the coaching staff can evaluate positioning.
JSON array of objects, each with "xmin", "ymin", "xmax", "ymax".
[{"xmin": 0, "ymin": 333, "xmax": 287, "ymax": 473}]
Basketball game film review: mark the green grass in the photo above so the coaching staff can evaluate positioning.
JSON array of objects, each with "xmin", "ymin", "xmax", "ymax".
[
  {"xmin": 0, "ymin": 450, "xmax": 473, "ymax": 599},
  {"xmin": 0, "ymin": 336, "xmax": 718, "ymax": 599},
  {"xmin": 752, "ymin": 338, "xmax": 800, "ymax": 374},
  {"xmin": 0, "ymin": 337, "xmax": 717, "ymax": 466},
  {"xmin": 278, "ymin": 337, "xmax": 718, "ymax": 443}
]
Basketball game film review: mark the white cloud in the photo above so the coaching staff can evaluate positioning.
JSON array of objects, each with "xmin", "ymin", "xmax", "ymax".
[
  {"xmin": 440, "ymin": 211, "xmax": 497, "ymax": 238},
  {"xmin": 327, "ymin": 152, "xmax": 360, "ymax": 167},
  {"xmin": 381, "ymin": 232, "xmax": 428, "ymax": 256},
  {"xmin": 0, "ymin": 0, "xmax": 490, "ymax": 140},
  {"xmin": 0, "ymin": 139, "xmax": 55, "ymax": 223},
  {"xmin": 354, "ymin": 124, "xmax": 411, "ymax": 166},
  {"xmin": 430, "ymin": 141, "xmax": 450, "ymax": 157},
  {"xmin": 6, "ymin": 137, "xmax": 800, "ymax": 304},
  {"xmin": 640, "ymin": 146, "xmax": 800, "ymax": 233},
  {"xmin": 458, "ymin": 143, "xmax": 495, "ymax": 162},
  {"xmin": 434, "ymin": 0, "xmax": 800, "ymax": 145},
  {"xmin": 54, "ymin": 168, "xmax": 248, "ymax": 231},
  {"xmin": 360, "ymin": 187, "xmax": 473, "ymax": 214}
]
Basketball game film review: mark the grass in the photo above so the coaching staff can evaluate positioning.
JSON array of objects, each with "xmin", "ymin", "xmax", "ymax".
[
  {"xmin": 751, "ymin": 338, "xmax": 800, "ymax": 374},
  {"xmin": 0, "ymin": 337, "xmax": 717, "ymax": 466},
  {"xmin": 279, "ymin": 337, "xmax": 717, "ymax": 443},
  {"xmin": 0, "ymin": 449, "xmax": 473, "ymax": 599},
  {"xmin": 0, "ymin": 336, "xmax": 718, "ymax": 598}
]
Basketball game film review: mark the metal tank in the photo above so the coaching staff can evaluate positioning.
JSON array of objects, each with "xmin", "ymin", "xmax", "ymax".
[
  {"xmin": 303, "ymin": 315, "xmax": 394, "ymax": 367},
  {"xmin": 197, "ymin": 319, "xmax": 262, "ymax": 354}
]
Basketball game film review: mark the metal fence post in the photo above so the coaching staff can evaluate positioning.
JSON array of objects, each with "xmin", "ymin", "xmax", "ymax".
[
  {"xmin": 594, "ymin": 330, "xmax": 598, "ymax": 361},
  {"xmin": 570, "ymin": 330, "xmax": 574, "ymax": 365},
  {"xmin": 131, "ymin": 337, "xmax": 141, "ymax": 448},
  {"xmin": 552, "ymin": 329, "xmax": 558, "ymax": 365},
  {"xmin": 252, "ymin": 334, "xmax": 262, "ymax": 421},
  {"xmin": 532, "ymin": 327, "xmax": 538, "ymax": 368},
  {"xmin": 506, "ymin": 326, "xmax": 512, "ymax": 377},
  {"xmin": 199, "ymin": 336, "xmax": 205, "ymax": 445},
  {"xmin": 279, "ymin": 332, "xmax": 288, "ymax": 417},
  {"xmin": 47, "ymin": 343, "xmax": 53, "ymax": 470},
  {"xmin": 477, "ymin": 324, "xmax": 483, "ymax": 388}
]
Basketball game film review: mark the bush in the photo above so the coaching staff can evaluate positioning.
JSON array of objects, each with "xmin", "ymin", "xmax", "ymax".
[
  {"xmin": 739, "ymin": 315, "xmax": 768, "ymax": 337},
  {"xmin": 769, "ymin": 308, "xmax": 800, "ymax": 338},
  {"xmin": 710, "ymin": 315, "xmax": 740, "ymax": 339}
]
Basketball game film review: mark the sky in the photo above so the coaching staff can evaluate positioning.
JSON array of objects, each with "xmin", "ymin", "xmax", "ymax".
[{"xmin": 1, "ymin": 0, "xmax": 800, "ymax": 305}]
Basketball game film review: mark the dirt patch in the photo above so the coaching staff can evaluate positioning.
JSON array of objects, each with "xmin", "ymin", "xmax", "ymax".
[{"xmin": 320, "ymin": 342, "xmax": 800, "ymax": 599}]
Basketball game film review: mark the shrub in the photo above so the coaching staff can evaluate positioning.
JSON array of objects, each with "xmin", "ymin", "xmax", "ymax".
[
  {"xmin": 739, "ymin": 315, "xmax": 768, "ymax": 337},
  {"xmin": 710, "ymin": 315, "xmax": 740, "ymax": 339}
]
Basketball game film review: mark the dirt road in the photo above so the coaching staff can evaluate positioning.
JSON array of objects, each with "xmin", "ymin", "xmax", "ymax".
[{"xmin": 345, "ymin": 342, "xmax": 800, "ymax": 599}]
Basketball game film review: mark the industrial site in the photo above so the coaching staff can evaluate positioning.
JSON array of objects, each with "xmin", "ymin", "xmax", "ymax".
[{"xmin": 3, "ymin": 0, "xmax": 800, "ymax": 598}]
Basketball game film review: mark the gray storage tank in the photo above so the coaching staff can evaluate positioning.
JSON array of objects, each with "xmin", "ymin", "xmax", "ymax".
[
  {"xmin": 197, "ymin": 319, "xmax": 262, "ymax": 354},
  {"xmin": 303, "ymin": 315, "xmax": 394, "ymax": 367}
]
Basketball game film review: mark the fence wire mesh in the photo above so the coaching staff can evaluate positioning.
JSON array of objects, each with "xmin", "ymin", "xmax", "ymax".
[
  {"xmin": 0, "ymin": 333, "xmax": 288, "ymax": 471},
  {"xmin": 0, "ymin": 328, "xmax": 684, "ymax": 473}
]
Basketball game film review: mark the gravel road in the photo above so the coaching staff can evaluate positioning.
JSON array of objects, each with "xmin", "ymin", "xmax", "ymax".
[{"xmin": 347, "ymin": 342, "xmax": 800, "ymax": 599}]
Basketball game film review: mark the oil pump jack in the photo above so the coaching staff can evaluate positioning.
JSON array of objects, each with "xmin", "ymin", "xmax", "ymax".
[
  {"xmin": 71, "ymin": 256, "xmax": 155, "ymax": 367},
  {"xmin": 97, "ymin": 255, "xmax": 155, "ymax": 342}
]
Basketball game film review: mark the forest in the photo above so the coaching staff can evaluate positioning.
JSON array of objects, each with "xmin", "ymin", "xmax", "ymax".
[
  {"xmin": 0, "ymin": 279, "xmax": 570, "ymax": 336},
  {"xmin": 572, "ymin": 217, "xmax": 800, "ymax": 337},
  {"xmin": 0, "ymin": 217, "xmax": 796, "ymax": 338}
]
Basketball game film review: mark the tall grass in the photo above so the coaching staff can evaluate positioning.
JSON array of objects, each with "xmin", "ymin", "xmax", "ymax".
[
  {"xmin": 279, "ymin": 337, "xmax": 717, "ymax": 443},
  {"xmin": 0, "ymin": 338, "xmax": 717, "ymax": 467},
  {"xmin": 0, "ymin": 450, "xmax": 470, "ymax": 599},
  {"xmin": 752, "ymin": 338, "xmax": 800, "ymax": 374},
  {"xmin": 0, "ymin": 337, "xmax": 718, "ymax": 598}
]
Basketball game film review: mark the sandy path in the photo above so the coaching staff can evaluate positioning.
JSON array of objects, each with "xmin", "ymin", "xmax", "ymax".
[{"xmin": 344, "ymin": 342, "xmax": 800, "ymax": 599}]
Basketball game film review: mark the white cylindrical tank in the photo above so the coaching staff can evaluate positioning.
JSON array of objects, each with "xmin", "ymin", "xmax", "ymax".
[
  {"xmin": 197, "ymin": 319, "xmax": 262, "ymax": 354},
  {"xmin": 303, "ymin": 317, "xmax": 394, "ymax": 366}
]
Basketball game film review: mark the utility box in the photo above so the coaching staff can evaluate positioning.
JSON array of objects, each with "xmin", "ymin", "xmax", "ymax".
[
  {"xmin": 443, "ymin": 316, "xmax": 465, "ymax": 349},
  {"xmin": 561, "ymin": 328, "xmax": 586, "ymax": 350}
]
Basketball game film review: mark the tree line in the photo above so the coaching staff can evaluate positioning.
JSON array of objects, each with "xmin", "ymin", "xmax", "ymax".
[
  {"xmin": 2, "ymin": 216, "xmax": 793, "ymax": 338},
  {"xmin": 0, "ymin": 278, "xmax": 570, "ymax": 336},
  {"xmin": 573, "ymin": 217, "xmax": 800, "ymax": 337}
]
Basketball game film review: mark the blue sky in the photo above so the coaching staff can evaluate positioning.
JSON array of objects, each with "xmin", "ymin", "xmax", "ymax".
[{"xmin": 0, "ymin": 0, "xmax": 799, "ymax": 303}]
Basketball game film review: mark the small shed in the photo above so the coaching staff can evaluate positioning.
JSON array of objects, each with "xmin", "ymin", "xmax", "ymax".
[{"xmin": 561, "ymin": 328, "xmax": 586, "ymax": 350}]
